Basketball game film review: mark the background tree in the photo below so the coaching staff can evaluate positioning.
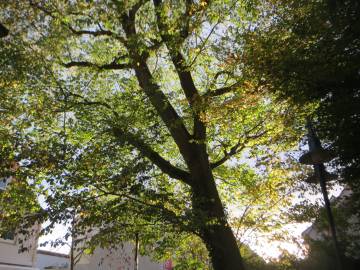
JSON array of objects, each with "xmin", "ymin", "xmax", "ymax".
[
  {"xmin": 240, "ymin": 1, "xmax": 360, "ymax": 269},
  {"xmin": 286, "ymin": 185, "xmax": 360, "ymax": 270},
  {"xmin": 242, "ymin": 0, "xmax": 360, "ymax": 188}
]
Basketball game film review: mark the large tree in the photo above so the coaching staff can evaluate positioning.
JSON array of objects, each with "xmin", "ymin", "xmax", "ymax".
[{"xmin": 1, "ymin": 1, "xmax": 304, "ymax": 269}]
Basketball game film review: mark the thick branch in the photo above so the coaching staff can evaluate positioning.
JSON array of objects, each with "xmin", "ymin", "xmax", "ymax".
[
  {"xmin": 170, "ymin": 52, "xmax": 206, "ymax": 140},
  {"xmin": 211, "ymin": 122, "xmax": 267, "ymax": 169},
  {"xmin": 56, "ymin": 90, "xmax": 120, "ymax": 119},
  {"xmin": 153, "ymin": 0, "xmax": 196, "ymax": 102},
  {"xmin": 120, "ymin": 8, "xmax": 194, "ymax": 166},
  {"xmin": 95, "ymin": 185, "xmax": 192, "ymax": 231},
  {"xmin": 68, "ymin": 26, "xmax": 115, "ymax": 37},
  {"xmin": 174, "ymin": 55, "xmax": 199, "ymax": 109},
  {"xmin": 210, "ymin": 141, "xmax": 246, "ymax": 169},
  {"xmin": 153, "ymin": 0, "xmax": 206, "ymax": 140},
  {"xmin": 112, "ymin": 127, "xmax": 191, "ymax": 184},
  {"xmin": 129, "ymin": 0, "xmax": 150, "ymax": 20},
  {"xmin": 204, "ymin": 81, "xmax": 243, "ymax": 98},
  {"xmin": 63, "ymin": 61, "xmax": 131, "ymax": 70},
  {"xmin": 0, "ymin": 23, "xmax": 9, "ymax": 38},
  {"xmin": 30, "ymin": 1, "xmax": 120, "ymax": 40}
]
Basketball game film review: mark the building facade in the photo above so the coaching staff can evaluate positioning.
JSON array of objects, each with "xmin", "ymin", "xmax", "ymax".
[
  {"xmin": 1, "ymin": 177, "xmax": 165, "ymax": 270},
  {"xmin": 75, "ymin": 243, "xmax": 162, "ymax": 270}
]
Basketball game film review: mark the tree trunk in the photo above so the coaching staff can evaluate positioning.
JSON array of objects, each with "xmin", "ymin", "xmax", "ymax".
[
  {"xmin": 189, "ymin": 149, "xmax": 245, "ymax": 270},
  {"xmin": 70, "ymin": 239, "xmax": 74, "ymax": 270},
  {"xmin": 201, "ymin": 222, "xmax": 245, "ymax": 270},
  {"xmin": 193, "ymin": 190, "xmax": 245, "ymax": 270},
  {"xmin": 134, "ymin": 233, "xmax": 139, "ymax": 270}
]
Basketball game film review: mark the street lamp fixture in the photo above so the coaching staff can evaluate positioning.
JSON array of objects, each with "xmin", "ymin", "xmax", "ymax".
[{"xmin": 299, "ymin": 120, "xmax": 343, "ymax": 270}]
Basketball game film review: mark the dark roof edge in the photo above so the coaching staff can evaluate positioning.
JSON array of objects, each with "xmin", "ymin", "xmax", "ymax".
[{"xmin": 37, "ymin": 249, "xmax": 69, "ymax": 258}]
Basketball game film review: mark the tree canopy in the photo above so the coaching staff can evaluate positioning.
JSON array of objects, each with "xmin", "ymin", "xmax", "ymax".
[{"xmin": 0, "ymin": 0, "xmax": 341, "ymax": 269}]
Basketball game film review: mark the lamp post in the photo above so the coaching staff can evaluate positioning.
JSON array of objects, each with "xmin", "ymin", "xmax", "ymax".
[{"xmin": 299, "ymin": 120, "xmax": 343, "ymax": 270}]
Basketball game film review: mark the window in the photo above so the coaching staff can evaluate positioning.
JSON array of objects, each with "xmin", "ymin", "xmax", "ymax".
[
  {"xmin": 0, "ymin": 177, "xmax": 8, "ymax": 190},
  {"xmin": 0, "ymin": 230, "xmax": 15, "ymax": 240}
]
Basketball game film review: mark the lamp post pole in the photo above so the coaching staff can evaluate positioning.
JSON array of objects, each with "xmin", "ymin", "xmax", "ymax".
[{"xmin": 300, "ymin": 120, "xmax": 343, "ymax": 270}]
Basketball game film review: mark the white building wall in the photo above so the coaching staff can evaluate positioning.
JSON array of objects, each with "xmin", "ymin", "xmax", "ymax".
[
  {"xmin": 0, "ymin": 226, "xmax": 39, "ymax": 269},
  {"xmin": 75, "ymin": 243, "xmax": 162, "ymax": 270},
  {"xmin": 36, "ymin": 251, "xmax": 69, "ymax": 270},
  {"xmin": 0, "ymin": 240, "xmax": 36, "ymax": 268}
]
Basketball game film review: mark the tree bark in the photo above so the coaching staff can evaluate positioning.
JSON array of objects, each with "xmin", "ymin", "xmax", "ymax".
[
  {"xmin": 193, "ymin": 182, "xmax": 245, "ymax": 270},
  {"xmin": 134, "ymin": 233, "xmax": 139, "ymax": 270},
  {"xmin": 189, "ymin": 148, "xmax": 245, "ymax": 270},
  {"xmin": 70, "ymin": 238, "xmax": 74, "ymax": 270},
  {"xmin": 201, "ymin": 222, "xmax": 245, "ymax": 270}
]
